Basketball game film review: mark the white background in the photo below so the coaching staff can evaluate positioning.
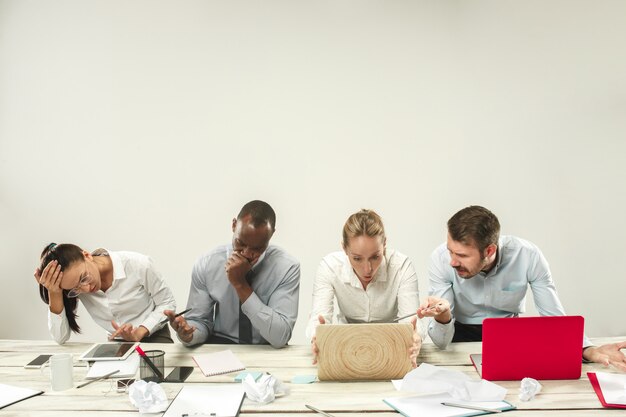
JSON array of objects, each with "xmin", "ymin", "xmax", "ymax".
[{"xmin": 1, "ymin": 0, "xmax": 625, "ymax": 345}]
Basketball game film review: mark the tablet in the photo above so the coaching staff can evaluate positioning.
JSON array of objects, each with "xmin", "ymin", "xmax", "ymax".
[{"xmin": 79, "ymin": 342, "xmax": 138, "ymax": 361}]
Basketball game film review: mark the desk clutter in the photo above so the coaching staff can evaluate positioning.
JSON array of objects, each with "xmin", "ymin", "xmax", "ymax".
[{"xmin": 4, "ymin": 338, "xmax": 626, "ymax": 416}]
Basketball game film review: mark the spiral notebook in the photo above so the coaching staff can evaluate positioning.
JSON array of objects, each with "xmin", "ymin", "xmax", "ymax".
[{"xmin": 192, "ymin": 350, "xmax": 245, "ymax": 377}]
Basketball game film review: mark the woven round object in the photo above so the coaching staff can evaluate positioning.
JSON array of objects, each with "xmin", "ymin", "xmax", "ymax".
[{"xmin": 316, "ymin": 323, "xmax": 413, "ymax": 381}]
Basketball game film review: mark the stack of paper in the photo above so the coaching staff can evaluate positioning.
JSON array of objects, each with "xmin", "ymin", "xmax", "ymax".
[
  {"xmin": 86, "ymin": 351, "xmax": 140, "ymax": 379},
  {"xmin": 0, "ymin": 384, "xmax": 43, "ymax": 410},
  {"xmin": 384, "ymin": 393, "xmax": 515, "ymax": 417},
  {"xmin": 192, "ymin": 350, "xmax": 245, "ymax": 377},
  {"xmin": 162, "ymin": 385, "xmax": 245, "ymax": 417}
]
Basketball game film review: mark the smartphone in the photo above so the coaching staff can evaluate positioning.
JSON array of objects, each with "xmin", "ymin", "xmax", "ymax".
[
  {"xmin": 116, "ymin": 378, "xmax": 136, "ymax": 392},
  {"xmin": 165, "ymin": 366, "xmax": 194, "ymax": 383},
  {"xmin": 24, "ymin": 354, "xmax": 52, "ymax": 369}
]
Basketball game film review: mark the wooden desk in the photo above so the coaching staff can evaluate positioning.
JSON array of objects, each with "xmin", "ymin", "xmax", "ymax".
[{"xmin": 0, "ymin": 337, "xmax": 623, "ymax": 416}]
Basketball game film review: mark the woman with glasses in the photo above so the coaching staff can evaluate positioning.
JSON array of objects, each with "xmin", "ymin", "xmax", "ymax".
[{"xmin": 34, "ymin": 243, "xmax": 176, "ymax": 344}]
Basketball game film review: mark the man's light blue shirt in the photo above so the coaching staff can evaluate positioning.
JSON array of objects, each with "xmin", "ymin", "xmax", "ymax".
[{"xmin": 428, "ymin": 235, "xmax": 591, "ymax": 349}]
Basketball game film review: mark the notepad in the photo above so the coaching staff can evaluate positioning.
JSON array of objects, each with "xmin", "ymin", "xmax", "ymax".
[
  {"xmin": 192, "ymin": 350, "xmax": 245, "ymax": 377},
  {"xmin": 162, "ymin": 385, "xmax": 245, "ymax": 417},
  {"xmin": 0, "ymin": 384, "xmax": 44, "ymax": 410},
  {"xmin": 234, "ymin": 371, "xmax": 263, "ymax": 382},
  {"xmin": 86, "ymin": 352, "xmax": 140, "ymax": 379},
  {"xmin": 384, "ymin": 393, "xmax": 515, "ymax": 417}
]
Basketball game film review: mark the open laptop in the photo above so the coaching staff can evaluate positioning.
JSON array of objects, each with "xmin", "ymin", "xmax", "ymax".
[
  {"xmin": 316, "ymin": 323, "xmax": 413, "ymax": 381},
  {"xmin": 470, "ymin": 316, "xmax": 584, "ymax": 381}
]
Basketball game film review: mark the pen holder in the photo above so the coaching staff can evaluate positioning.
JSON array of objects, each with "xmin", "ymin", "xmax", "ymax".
[{"xmin": 140, "ymin": 350, "xmax": 165, "ymax": 383}]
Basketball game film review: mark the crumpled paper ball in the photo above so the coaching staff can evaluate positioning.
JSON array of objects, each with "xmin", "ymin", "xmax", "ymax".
[
  {"xmin": 242, "ymin": 373, "xmax": 289, "ymax": 404},
  {"xmin": 519, "ymin": 377, "xmax": 542, "ymax": 401},
  {"xmin": 128, "ymin": 380, "xmax": 168, "ymax": 413}
]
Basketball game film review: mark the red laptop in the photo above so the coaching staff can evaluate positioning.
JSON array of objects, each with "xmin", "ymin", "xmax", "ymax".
[{"xmin": 470, "ymin": 316, "xmax": 584, "ymax": 381}]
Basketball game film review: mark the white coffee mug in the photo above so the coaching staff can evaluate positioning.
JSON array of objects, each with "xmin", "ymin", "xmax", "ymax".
[{"xmin": 48, "ymin": 353, "xmax": 74, "ymax": 391}]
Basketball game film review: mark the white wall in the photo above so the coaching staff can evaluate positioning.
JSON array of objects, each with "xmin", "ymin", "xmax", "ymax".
[{"xmin": 1, "ymin": 0, "xmax": 625, "ymax": 344}]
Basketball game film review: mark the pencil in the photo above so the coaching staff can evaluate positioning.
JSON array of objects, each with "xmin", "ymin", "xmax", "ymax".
[
  {"xmin": 441, "ymin": 402, "xmax": 502, "ymax": 413},
  {"xmin": 392, "ymin": 312, "xmax": 416, "ymax": 322},
  {"xmin": 159, "ymin": 308, "xmax": 192, "ymax": 325},
  {"xmin": 76, "ymin": 369, "xmax": 120, "ymax": 388},
  {"xmin": 305, "ymin": 404, "xmax": 337, "ymax": 417}
]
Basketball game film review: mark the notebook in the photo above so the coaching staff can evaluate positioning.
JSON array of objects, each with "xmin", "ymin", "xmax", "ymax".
[
  {"xmin": 384, "ymin": 393, "xmax": 515, "ymax": 417},
  {"xmin": 316, "ymin": 323, "xmax": 413, "ymax": 381},
  {"xmin": 192, "ymin": 350, "xmax": 245, "ymax": 377},
  {"xmin": 588, "ymin": 372, "xmax": 626, "ymax": 408},
  {"xmin": 470, "ymin": 316, "xmax": 584, "ymax": 381},
  {"xmin": 162, "ymin": 385, "xmax": 245, "ymax": 417},
  {"xmin": 0, "ymin": 384, "xmax": 44, "ymax": 410}
]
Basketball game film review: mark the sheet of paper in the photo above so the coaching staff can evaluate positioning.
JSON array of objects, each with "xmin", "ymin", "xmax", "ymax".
[
  {"xmin": 384, "ymin": 392, "xmax": 514, "ymax": 417},
  {"xmin": 162, "ymin": 385, "xmax": 245, "ymax": 417},
  {"xmin": 86, "ymin": 352, "xmax": 139, "ymax": 378},
  {"xmin": 0, "ymin": 383, "xmax": 43, "ymax": 410},
  {"xmin": 596, "ymin": 372, "xmax": 626, "ymax": 405},
  {"xmin": 392, "ymin": 363, "xmax": 507, "ymax": 401}
]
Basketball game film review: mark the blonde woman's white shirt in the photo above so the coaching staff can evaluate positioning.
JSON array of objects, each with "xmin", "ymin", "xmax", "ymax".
[
  {"xmin": 48, "ymin": 249, "xmax": 176, "ymax": 344},
  {"xmin": 305, "ymin": 249, "xmax": 424, "ymax": 340}
]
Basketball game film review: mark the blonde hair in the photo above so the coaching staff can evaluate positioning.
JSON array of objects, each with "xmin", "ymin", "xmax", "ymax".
[{"xmin": 342, "ymin": 209, "xmax": 386, "ymax": 248}]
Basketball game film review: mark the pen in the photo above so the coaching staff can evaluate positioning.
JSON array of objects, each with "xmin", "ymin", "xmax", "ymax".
[
  {"xmin": 441, "ymin": 402, "xmax": 502, "ymax": 413},
  {"xmin": 160, "ymin": 308, "xmax": 192, "ymax": 325},
  {"xmin": 135, "ymin": 345, "xmax": 164, "ymax": 381},
  {"xmin": 181, "ymin": 414, "xmax": 215, "ymax": 417},
  {"xmin": 305, "ymin": 404, "xmax": 337, "ymax": 417},
  {"xmin": 392, "ymin": 312, "xmax": 417, "ymax": 322},
  {"xmin": 76, "ymin": 369, "xmax": 120, "ymax": 388}
]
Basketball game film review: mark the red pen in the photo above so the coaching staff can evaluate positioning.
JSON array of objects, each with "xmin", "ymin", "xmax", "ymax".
[{"xmin": 135, "ymin": 345, "xmax": 164, "ymax": 381}]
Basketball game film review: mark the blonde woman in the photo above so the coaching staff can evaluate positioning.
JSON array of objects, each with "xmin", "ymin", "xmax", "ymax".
[{"xmin": 306, "ymin": 209, "xmax": 424, "ymax": 365}]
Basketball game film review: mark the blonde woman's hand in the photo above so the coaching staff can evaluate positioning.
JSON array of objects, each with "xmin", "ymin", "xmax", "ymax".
[
  {"xmin": 311, "ymin": 315, "xmax": 326, "ymax": 365},
  {"xmin": 408, "ymin": 316, "xmax": 422, "ymax": 368}
]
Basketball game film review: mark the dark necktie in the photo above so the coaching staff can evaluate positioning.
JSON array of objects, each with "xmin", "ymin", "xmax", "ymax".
[{"xmin": 238, "ymin": 270, "xmax": 254, "ymax": 344}]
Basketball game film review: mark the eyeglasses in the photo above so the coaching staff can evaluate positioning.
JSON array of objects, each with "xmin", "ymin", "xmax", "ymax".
[{"xmin": 66, "ymin": 263, "xmax": 93, "ymax": 298}]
